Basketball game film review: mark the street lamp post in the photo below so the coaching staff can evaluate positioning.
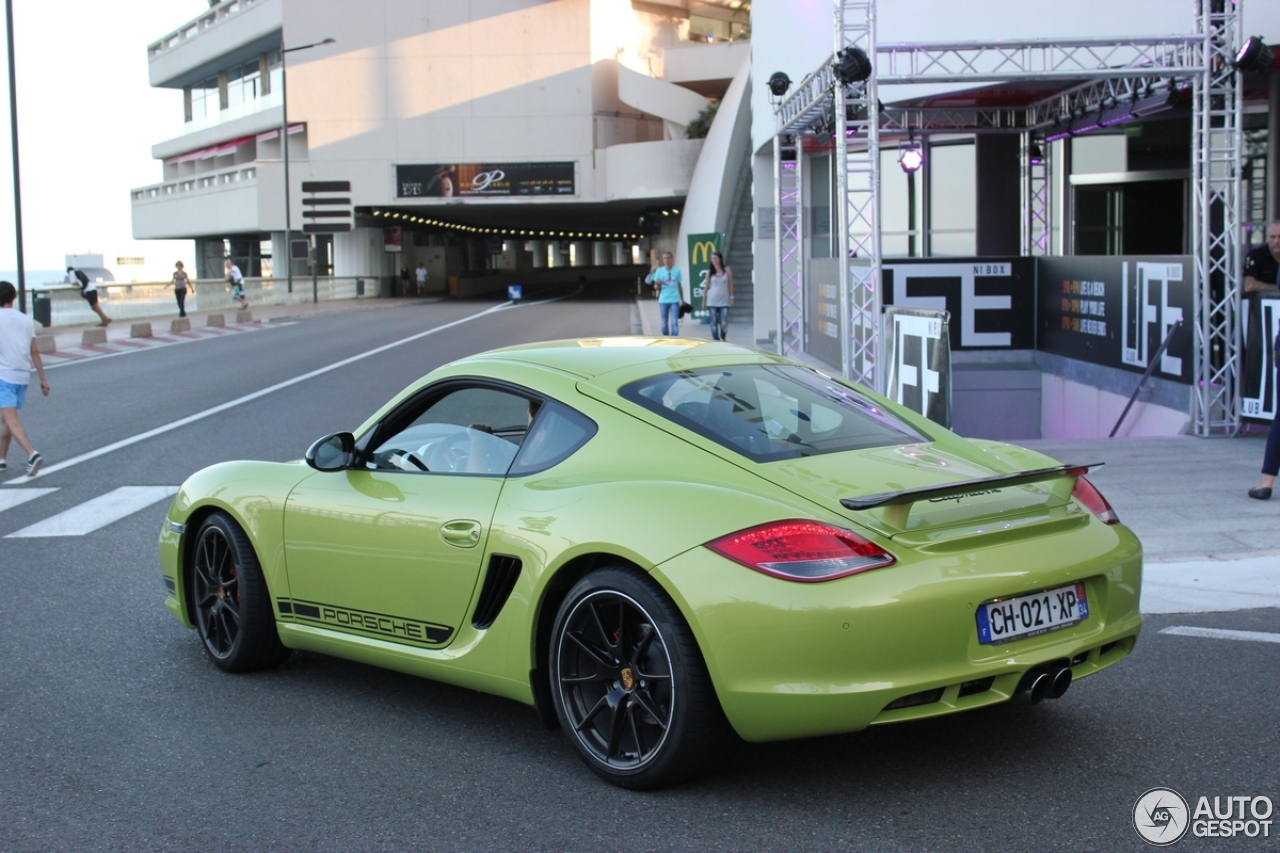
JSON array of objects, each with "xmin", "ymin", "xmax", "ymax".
[
  {"xmin": 5, "ymin": 0, "xmax": 26, "ymax": 313},
  {"xmin": 281, "ymin": 37, "xmax": 334, "ymax": 296}
]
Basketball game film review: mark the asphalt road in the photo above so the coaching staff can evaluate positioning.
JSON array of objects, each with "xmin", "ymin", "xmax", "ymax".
[{"xmin": 1, "ymin": 290, "xmax": 1276, "ymax": 852}]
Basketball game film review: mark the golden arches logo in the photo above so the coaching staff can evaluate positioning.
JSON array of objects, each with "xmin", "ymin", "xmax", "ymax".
[{"xmin": 690, "ymin": 241, "xmax": 717, "ymax": 266}]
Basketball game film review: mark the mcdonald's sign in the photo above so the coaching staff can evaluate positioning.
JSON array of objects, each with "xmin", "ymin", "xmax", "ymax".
[{"xmin": 686, "ymin": 232, "xmax": 724, "ymax": 322}]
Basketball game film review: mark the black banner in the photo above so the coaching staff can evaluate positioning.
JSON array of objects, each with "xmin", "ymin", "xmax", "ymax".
[
  {"xmin": 1242, "ymin": 296, "xmax": 1280, "ymax": 421},
  {"xmin": 1037, "ymin": 256, "xmax": 1193, "ymax": 384},
  {"xmin": 396, "ymin": 162, "xmax": 575, "ymax": 198},
  {"xmin": 881, "ymin": 258, "xmax": 1035, "ymax": 350}
]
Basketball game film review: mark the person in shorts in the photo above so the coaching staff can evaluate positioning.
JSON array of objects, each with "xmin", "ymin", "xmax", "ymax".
[
  {"xmin": 0, "ymin": 280, "xmax": 50, "ymax": 476},
  {"xmin": 224, "ymin": 260, "xmax": 248, "ymax": 309}
]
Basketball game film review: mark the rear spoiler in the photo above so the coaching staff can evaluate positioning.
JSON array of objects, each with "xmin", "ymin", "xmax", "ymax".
[{"xmin": 840, "ymin": 463, "xmax": 1103, "ymax": 511}]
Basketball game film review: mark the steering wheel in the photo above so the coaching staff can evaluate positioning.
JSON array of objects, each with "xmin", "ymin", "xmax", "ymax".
[
  {"xmin": 427, "ymin": 432, "xmax": 471, "ymax": 472},
  {"xmin": 387, "ymin": 450, "xmax": 429, "ymax": 472}
]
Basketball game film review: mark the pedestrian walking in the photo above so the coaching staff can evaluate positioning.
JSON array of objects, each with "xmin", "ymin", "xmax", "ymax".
[
  {"xmin": 704, "ymin": 251, "xmax": 735, "ymax": 342},
  {"xmin": 1245, "ymin": 220, "xmax": 1280, "ymax": 500},
  {"xmin": 400, "ymin": 265, "xmax": 412, "ymax": 297},
  {"xmin": 646, "ymin": 251, "xmax": 684, "ymax": 336},
  {"xmin": 166, "ymin": 261, "xmax": 194, "ymax": 317},
  {"xmin": 67, "ymin": 266, "xmax": 111, "ymax": 326},
  {"xmin": 415, "ymin": 262, "xmax": 429, "ymax": 295},
  {"xmin": 224, "ymin": 260, "xmax": 248, "ymax": 309},
  {"xmin": 0, "ymin": 280, "xmax": 50, "ymax": 477}
]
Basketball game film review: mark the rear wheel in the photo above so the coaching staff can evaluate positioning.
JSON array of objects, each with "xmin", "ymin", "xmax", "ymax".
[
  {"xmin": 549, "ymin": 566, "xmax": 731, "ymax": 789},
  {"xmin": 190, "ymin": 512, "xmax": 289, "ymax": 672}
]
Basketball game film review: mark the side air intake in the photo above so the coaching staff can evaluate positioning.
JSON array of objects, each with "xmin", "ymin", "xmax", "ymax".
[{"xmin": 472, "ymin": 555, "xmax": 523, "ymax": 629}]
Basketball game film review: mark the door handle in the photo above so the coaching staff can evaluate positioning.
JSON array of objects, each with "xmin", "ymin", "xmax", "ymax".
[{"xmin": 440, "ymin": 519, "xmax": 482, "ymax": 548}]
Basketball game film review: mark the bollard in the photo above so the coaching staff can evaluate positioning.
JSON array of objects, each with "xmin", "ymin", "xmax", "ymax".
[
  {"xmin": 170, "ymin": 318, "xmax": 191, "ymax": 333},
  {"xmin": 131, "ymin": 322, "xmax": 153, "ymax": 338},
  {"xmin": 34, "ymin": 335, "xmax": 55, "ymax": 353},
  {"xmin": 81, "ymin": 328, "xmax": 107, "ymax": 345},
  {"xmin": 236, "ymin": 309, "xmax": 253, "ymax": 323},
  {"xmin": 207, "ymin": 313, "xmax": 226, "ymax": 327}
]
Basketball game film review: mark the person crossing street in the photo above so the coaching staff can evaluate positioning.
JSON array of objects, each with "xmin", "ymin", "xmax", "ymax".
[{"xmin": 0, "ymin": 281, "xmax": 50, "ymax": 477}]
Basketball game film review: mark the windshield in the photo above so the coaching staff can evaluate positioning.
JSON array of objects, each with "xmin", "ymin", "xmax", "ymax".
[{"xmin": 620, "ymin": 364, "xmax": 929, "ymax": 461}]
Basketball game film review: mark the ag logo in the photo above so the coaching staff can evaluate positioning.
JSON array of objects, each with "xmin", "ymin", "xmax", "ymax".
[{"xmin": 1134, "ymin": 788, "xmax": 1190, "ymax": 846}]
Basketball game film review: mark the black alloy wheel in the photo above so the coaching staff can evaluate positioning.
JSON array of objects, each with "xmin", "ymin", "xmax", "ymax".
[
  {"xmin": 190, "ymin": 512, "xmax": 289, "ymax": 672},
  {"xmin": 549, "ymin": 567, "xmax": 731, "ymax": 789}
]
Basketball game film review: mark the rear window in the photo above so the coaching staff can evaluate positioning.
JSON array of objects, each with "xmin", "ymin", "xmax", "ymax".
[{"xmin": 619, "ymin": 364, "xmax": 929, "ymax": 461}]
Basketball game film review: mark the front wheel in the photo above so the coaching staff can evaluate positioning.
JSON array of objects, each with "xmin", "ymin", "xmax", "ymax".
[
  {"xmin": 190, "ymin": 512, "xmax": 289, "ymax": 672},
  {"xmin": 549, "ymin": 566, "xmax": 731, "ymax": 789}
]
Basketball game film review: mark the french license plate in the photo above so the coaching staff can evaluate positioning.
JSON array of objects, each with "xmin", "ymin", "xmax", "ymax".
[{"xmin": 976, "ymin": 583, "xmax": 1088, "ymax": 645}]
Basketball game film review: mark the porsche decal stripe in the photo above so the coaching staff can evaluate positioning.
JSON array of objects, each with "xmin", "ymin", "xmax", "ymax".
[{"xmin": 284, "ymin": 598, "xmax": 454, "ymax": 645}]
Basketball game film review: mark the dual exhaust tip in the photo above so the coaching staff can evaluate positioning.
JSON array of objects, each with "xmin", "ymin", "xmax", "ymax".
[{"xmin": 1021, "ymin": 665, "xmax": 1072, "ymax": 704}]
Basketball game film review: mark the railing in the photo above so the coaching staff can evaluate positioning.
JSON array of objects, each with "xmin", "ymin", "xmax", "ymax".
[
  {"xmin": 31, "ymin": 277, "xmax": 382, "ymax": 329},
  {"xmin": 148, "ymin": 0, "xmax": 269, "ymax": 59},
  {"xmin": 132, "ymin": 164, "xmax": 259, "ymax": 204}
]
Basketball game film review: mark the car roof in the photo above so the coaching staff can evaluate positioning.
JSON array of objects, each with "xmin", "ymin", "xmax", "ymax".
[{"xmin": 462, "ymin": 336, "xmax": 776, "ymax": 380}]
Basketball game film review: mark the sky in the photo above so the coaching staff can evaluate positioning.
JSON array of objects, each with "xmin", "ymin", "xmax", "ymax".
[{"xmin": 0, "ymin": 0, "xmax": 209, "ymax": 283}]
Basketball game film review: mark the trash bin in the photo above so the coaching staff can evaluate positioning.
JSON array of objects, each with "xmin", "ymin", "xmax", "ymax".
[
  {"xmin": 355, "ymin": 277, "xmax": 365, "ymax": 297},
  {"xmin": 31, "ymin": 291, "xmax": 51, "ymax": 328}
]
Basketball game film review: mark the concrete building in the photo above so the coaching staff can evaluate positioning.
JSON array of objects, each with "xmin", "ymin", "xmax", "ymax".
[{"xmin": 131, "ymin": 0, "xmax": 750, "ymax": 296}]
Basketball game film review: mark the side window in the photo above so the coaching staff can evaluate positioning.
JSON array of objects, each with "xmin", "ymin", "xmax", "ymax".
[
  {"xmin": 366, "ymin": 386, "xmax": 532, "ymax": 476},
  {"xmin": 509, "ymin": 401, "xmax": 597, "ymax": 475}
]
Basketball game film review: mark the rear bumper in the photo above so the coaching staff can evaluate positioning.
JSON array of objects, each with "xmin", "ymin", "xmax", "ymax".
[{"xmin": 652, "ymin": 520, "xmax": 1143, "ymax": 742}]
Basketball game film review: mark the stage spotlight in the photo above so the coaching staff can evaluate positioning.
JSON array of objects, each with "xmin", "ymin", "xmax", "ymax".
[
  {"xmin": 898, "ymin": 145, "xmax": 923, "ymax": 174},
  {"xmin": 834, "ymin": 46, "xmax": 872, "ymax": 85},
  {"xmin": 1029, "ymin": 143, "xmax": 1045, "ymax": 165},
  {"xmin": 768, "ymin": 71, "xmax": 792, "ymax": 98},
  {"xmin": 1234, "ymin": 36, "xmax": 1274, "ymax": 73}
]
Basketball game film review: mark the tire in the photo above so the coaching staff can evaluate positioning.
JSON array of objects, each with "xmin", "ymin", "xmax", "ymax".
[
  {"xmin": 189, "ymin": 512, "xmax": 289, "ymax": 672},
  {"xmin": 549, "ymin": 566, "xmax": 732, "ymax": 789}
]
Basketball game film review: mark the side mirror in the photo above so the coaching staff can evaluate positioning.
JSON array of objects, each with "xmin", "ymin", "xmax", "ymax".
[{"xmin": 305, "ymin": 432, "xmax": 356, "ymax": 471}]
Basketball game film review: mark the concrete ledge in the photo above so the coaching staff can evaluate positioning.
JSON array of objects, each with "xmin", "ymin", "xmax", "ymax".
[
  {"xmin": 34, "ymin": 335, "xmax": 55, "ymax": 354},
  {"xmin": 170, "ymin": 318, "xmax": 191, "ymax": 333},
  {"xmin": 236, "ymin": 309, "xmax": 253, "ymax": 323},
  {"xmin": 81, "ymin": 328, "xmax": 107, "ymax": 345},
  {"xmin": 131, "ymin": 322, "xmax": 153, "ymax": 338},
  {"xmin": 207, "ymin": 313, "xmax": 226, "ymax": 327}
]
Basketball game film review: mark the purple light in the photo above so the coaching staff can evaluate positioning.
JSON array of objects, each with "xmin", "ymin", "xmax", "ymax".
[{"xmin": 899, "ymin": 146, "xmax": 924, "ymax": 174}]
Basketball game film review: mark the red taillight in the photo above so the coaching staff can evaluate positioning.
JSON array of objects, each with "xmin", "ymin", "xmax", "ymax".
[
  {"xmin": 1072, "ymin": 476, "xmax": 1119, "ymax": 524},
  {"xmin": 708, "ymin": 520, "xmax": 895, "ymax": 582}
]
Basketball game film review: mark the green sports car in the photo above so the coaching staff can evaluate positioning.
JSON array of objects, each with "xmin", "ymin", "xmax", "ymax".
[{"xmin": 159, "ymin": 337, "xmax": 1142, "ymax": 789}]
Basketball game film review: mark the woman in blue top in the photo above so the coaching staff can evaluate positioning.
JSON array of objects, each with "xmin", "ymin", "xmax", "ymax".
[{"xmin": 646, "ymin": 251, "xmax": 684, "ymax": 336}]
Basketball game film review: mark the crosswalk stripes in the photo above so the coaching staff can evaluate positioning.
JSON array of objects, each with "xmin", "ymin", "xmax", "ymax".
[
  {"xmin": 4, "ymin": 486, "xmax": 178, "ymax": 538},
  {"xmin": 41, "ymin": 320, "xmax": 284, "ymax": 368},
  {"xmin": 0, "ymin": 487, "xmax": 59, "ymax": 513}
]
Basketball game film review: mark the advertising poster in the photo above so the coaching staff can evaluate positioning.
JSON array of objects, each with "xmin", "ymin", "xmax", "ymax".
[
  {"xmin": 1037, "ymin": 256, "xmax": 1193, "ymax": 384},
  {"xmin": 383, "ymin": 226, "xmax": 402, "ymax": 253},
  {"xmin": 881, "ymin": 258, "xmax": 1035, "ymax": 350},
  {"xmin": 1241, "ymin": 297, "xmax": 1280, "ymax": 421},
  {"xmin": 687, "ymin": 232, "xmax": 724, "ymax": 323},
  {"xmin": 396, "ymin": 162, "xmax": 575, "ymax": 198},
  {"xmin": 806, "ymin": 258, "xmax": 842, "ymax": 370},
  {"xmin": 884, "ymin": 306, "xmax": 952, "ymax": 428}
]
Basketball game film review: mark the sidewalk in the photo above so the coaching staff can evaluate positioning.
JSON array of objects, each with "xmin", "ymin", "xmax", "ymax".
[{"xmin": 37, "ymin": 295, "xmax": 439, "ymax": 356}]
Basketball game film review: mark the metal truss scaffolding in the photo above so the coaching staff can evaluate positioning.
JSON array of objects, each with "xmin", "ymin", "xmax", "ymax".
[
  {"xmin": 774, "ymin": 135, "xmax": 804, "ymax": 356},
  {"xmin": 1190, "ymin": 0, "xmax": 1243, "ymax": 437},
  {"xmin": 773, "ymin": 0, "xmax": 1242, "ymax": 434}
]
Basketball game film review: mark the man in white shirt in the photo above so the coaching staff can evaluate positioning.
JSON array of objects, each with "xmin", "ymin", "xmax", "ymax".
[
  {"xmin": 415, "ymin": 263, "xmax": 428, "ymax": 295},
  {"xmin": 0, "ymin": 281, "xmax": 50, "ymax": 476}
]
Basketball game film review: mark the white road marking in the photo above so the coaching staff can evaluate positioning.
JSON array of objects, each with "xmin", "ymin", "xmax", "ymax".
[
  {"xmin": 1159, "ymin": 626, "xmax": 1280, "ymax": 645},
  {"xmin": 5, "ymin": 486, "xmax": 178, "ymax": 538},
  {"xmin": 0, "ymin": 488, "xmax": 58, "ymax": 512},
  {"xmin": 3, "ymin": 302, "xmax": 512, "ymax": 486}
]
